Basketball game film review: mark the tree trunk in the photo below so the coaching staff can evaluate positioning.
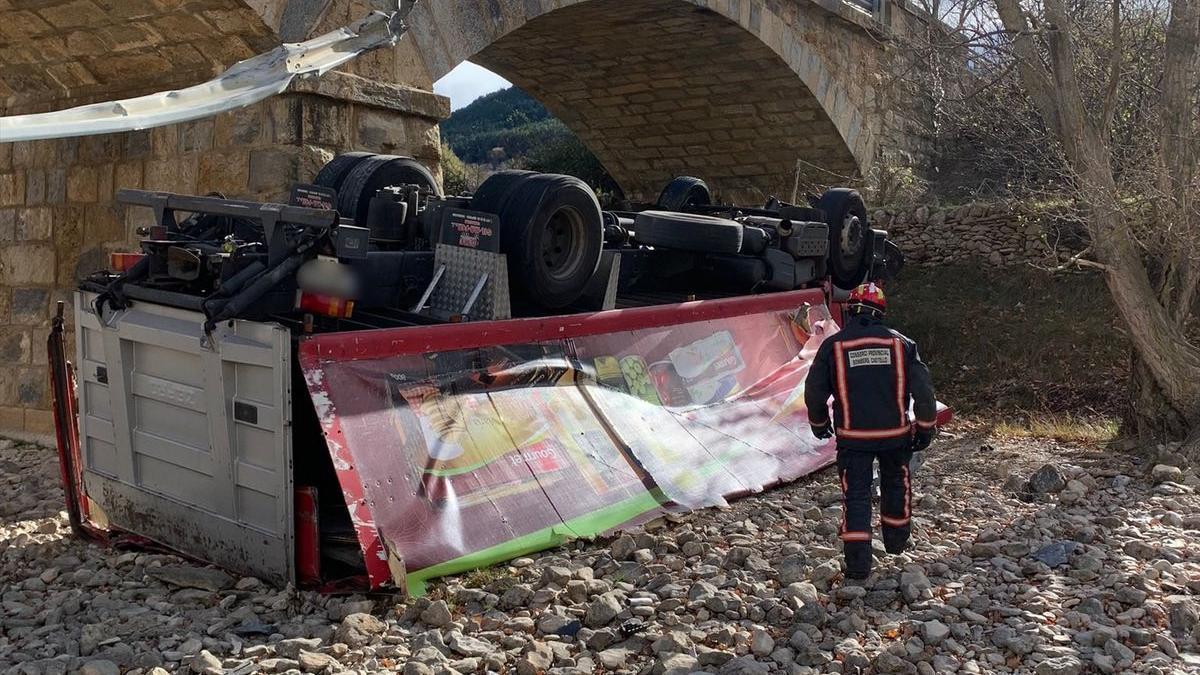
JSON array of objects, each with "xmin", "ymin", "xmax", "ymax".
[
  {"xmin": 1129, "ymin": 354, "xmax": 1191, "ymax": 441},
  {"xmin": 1093, "ymin": 205, "xmax": 1200, "ymax": 426}
]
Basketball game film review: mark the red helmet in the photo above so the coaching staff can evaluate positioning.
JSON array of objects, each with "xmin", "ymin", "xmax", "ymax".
[{"xmin": 848, "ymin": 282, "xmax": 887, "ymax": 313}]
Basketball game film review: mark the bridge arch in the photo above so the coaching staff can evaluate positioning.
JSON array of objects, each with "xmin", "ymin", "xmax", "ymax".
[
  {"xmin": 280, "ymin": 0, "xmax": 883, "ymax": 202},
  {"xmin": 428, "ymin": 0, "xmax": 874, "ymax": 202}
]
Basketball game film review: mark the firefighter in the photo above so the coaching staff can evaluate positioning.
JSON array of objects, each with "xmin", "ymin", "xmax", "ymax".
[{"xmin": 804, "ymin": 282, "xmax": 937, "ymax": 582}]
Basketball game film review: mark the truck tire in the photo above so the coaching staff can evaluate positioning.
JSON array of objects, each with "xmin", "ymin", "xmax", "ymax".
[
  {"xmin": 313, "ymin": 152, "xmax": 374, "ymax": 194},
  {"xmin": 817, "ymin": 188, "xmax": 870, "ymax": 290},
  {"xmin": 657, "ymin": 176, "xmax": 712, "ymax": 211},
  {"xmin": 498, "ymin": 174, "xmax": 604, "ymax": 310},
  {"xmin": 634, "ymin": 211, "xmax": 743, "ymax": 254},
  {"xmin": 470, "ymin": 170, "xmax": 537, "ymax": 216},
  {"xmin": 337, "ymin": 155, "xmax": 441, "ymax": 225}
]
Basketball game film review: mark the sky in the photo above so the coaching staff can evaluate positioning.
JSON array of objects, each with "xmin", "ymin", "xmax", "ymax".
[{"xmin": 433, "ymin": 62, "xmax": 512, "ymax": 111}]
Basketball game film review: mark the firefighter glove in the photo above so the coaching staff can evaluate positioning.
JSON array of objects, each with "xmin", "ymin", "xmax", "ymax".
[
  {"xmin": 912, "ymin": 427, "xmax": 935, "ymax": 453},
  {"xmin": 811, "ymin": 421, "xmax": 833, "ymax": 440}
]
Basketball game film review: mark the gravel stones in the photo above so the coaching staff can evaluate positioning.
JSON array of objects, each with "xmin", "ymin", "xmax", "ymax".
[
  {"xmin": 776, "ymin": 553, "xmax": 807, "ymax": 585},
  {"xmin": 78, "ymin": 661, "xmax": 119, "ymax": 675},
  {"xmin": 189, "ymin": 650, "xmax": 222, "ymax": 675},
  {"xmin": 297, "ymin": 649, "xmax": 340, "ymax": 673},
  {"xmin": 922, "ymin": 619, "xmax": 950, "ymax": 645},
  {"xmin": 274, "ymin": 637, "xmax": 321, "ymax": 658},
  {"xmin": 516, "ymin": 641, "xmax": 553, "ymax": 675},
  {"xmin": 146, "ymin": 565, "xmax": 234, "ymax": 592},
  {"xmin": 873, "ymin": 651, "xmax": 918, "ymax": 674},
  {"xmin": 749, "ymin": 627, "xmax": 774, "ymax": 656},
  {"xmin": 1, "ymin": 436, "xmax": 1198, "ymax": 675},
  {"xmin": 1029, "ymin": 463, "xmax": 1067, "ymax": 494},
  {"xmin": 448, "ymin": 632, "xmax": 494, "ymax": 657},
  {"xmin": 1035, "ymin": 655, "xmax": 1083, "ymax": 675},
  {"xmin": 335, "ymin": 612, "xmax": 386, "ymax": 647},
  {"xmin": 585, "ymin": 592, "xmax": 623, "ymax": 627},
  {"xmin": 419, "ymin": 599, "xmax": 453, "ymax": 627},
  {"xmin": 1167, "ymin": 595, "xmax": 1199, "ymax": 637},
  {"xmin": 1152, "ymin": 464, "xmax": 1184, "ymax": 483},
  {"xmin": 610, "ymin": 533, "xmax": 637, "ymax": 561}
]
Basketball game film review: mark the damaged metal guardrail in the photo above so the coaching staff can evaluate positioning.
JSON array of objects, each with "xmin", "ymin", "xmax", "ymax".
[{"xmin": 0, "ymin": 2, "xmax": 419, "ymax": 142}]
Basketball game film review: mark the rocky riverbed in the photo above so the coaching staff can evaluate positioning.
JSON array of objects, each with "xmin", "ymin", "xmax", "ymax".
[{"xmin": 1, "ymin": 432, "xmax": 1198, "ymax": 675}]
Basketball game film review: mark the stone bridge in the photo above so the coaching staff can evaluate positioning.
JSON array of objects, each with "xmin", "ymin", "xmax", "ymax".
[
  {"xmin": 0, "ymin": 0, "xmax": 930, "ymax": 436},
  {"xmin": 305, "ymin": 0, "xmax": 920, "ymax": 200},
  {"xmin": 3, "ymin": 0, "xmax": 929, "ymax": 200}
]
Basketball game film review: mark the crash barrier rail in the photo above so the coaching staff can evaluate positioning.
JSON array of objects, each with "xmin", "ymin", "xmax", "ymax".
[{"xmin": 300, "ymin": 288, "xmax": 844, "ymax": 593}]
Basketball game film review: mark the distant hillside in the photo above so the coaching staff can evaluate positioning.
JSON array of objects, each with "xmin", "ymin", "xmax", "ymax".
[
  {"xmin": 440, "ymin": 87, "xmax": 566, "ymax": 164},
  {"xmin": 440, "ymin": 87, "xmax": 618, "ymax": 196},
  {"xmin": 441, "ymin": 87, "xmax": 553, "ymax": 157}
]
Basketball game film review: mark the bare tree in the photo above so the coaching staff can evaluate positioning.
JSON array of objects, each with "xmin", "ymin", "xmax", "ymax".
[{"xmin": 991, "ymin": 0, "xmax": 1200, "ymax": 456}]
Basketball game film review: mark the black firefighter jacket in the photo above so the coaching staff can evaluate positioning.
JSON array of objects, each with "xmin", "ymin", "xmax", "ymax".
[{"xmin": 804, "ymin": 314, "xmax": 937, "ymax": 451}]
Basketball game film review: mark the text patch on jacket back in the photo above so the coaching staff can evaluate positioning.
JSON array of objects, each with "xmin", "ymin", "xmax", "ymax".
[{"xmin": 847, "ymin": 348, "xmax": 893, "ymax": 368}]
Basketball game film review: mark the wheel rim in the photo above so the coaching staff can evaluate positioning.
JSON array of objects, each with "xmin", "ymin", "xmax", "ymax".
[
  {"xmin": 839, "ymin": 214, "xmax": 865, "ymax": 266},
  {"xmin": 541, "ymin": 206, "xmax": 586, "ymax": 282}
]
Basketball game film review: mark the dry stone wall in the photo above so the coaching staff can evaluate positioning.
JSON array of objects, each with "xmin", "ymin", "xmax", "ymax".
[{"xmin": 874, "ymin": 202, "xmax": 1057, "ymax": 268}]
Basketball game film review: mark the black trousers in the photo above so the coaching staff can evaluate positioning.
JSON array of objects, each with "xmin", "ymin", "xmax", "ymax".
[{"xmin": 836, "ymin": 446, "xmax": 913, "ymax": 577}]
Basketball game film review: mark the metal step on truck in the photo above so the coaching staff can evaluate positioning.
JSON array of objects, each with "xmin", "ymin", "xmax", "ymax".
[{"xmin": 50, "ymin": 153, "xmax": 948, "ymax": 595}]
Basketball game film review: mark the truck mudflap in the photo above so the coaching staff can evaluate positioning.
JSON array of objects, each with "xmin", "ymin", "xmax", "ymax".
[{"xmin": 300, "ymin": 289, "xmax": 949, "ymax": 594}]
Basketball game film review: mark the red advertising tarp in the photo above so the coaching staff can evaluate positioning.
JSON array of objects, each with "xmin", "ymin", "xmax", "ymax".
[{"xmin": 299, "ymin": 289, "xmax": 894, "ymax": 593}]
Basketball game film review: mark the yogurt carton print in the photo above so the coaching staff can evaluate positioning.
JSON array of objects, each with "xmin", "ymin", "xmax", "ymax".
[{"xmin": 668, "ymin": 330, "xmax": 746, "ymax": 404}]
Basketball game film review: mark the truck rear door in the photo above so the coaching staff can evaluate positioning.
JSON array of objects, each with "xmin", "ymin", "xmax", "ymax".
[{"xmin": 74, "ymin": 292, "xmax": 295, "ymax": 584}]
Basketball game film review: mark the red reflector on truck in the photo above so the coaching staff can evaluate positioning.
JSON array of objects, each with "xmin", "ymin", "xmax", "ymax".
[
  {"xmin": 296, "ymin": 291, "xmax": 354, "ymax": 319},
  {"xmin": 109, "ymin": 252, "xmax": 145, "ymax": 272}
]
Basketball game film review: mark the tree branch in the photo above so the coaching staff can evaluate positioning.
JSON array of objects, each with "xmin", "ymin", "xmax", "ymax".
[
  {"xmin": 1036, "ymin": 245, "xmax": 1111, "ymax": 273},
  {"xmin": 1100, "ymin": 0, "xmax": 1123, "ymax": 140}
]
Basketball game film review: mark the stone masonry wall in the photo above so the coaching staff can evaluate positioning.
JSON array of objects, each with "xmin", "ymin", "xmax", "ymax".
[
  {"xmin": 874, "ymin": 203, "xmax": 1056, "ymax": 268},
  {"xmin": 0, "ymin": 1, "xmax": 277, "ymax": 116},
  {"xmin": 0, "ymin": 74, "xmax": 448, "ymax": 438}
]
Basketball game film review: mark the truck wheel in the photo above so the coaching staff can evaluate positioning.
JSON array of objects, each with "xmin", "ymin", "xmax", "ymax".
[
  {"xmin": 337, "ymin": 155, "xmax": 441, "ymax": 225},
  {"xmin": 499, "ymin": 174, "xmax": 604, "ymax": 309},
  {"xmin": 470, "ymin": 170, "xmax": 537, "ymax": 215},
  {"xmin": 634, "ymin": 211, "xmax": 743, "ymax": 254},
  {"xmin": 313, "ymin": 152, "xmax": 374, "ymax": 194},
  {"xmin": 657, "ymin": 176, "xmax": 712, "ymax": 211},
  {"xmin": 817, "ymin": 188, "xmax": 870, "ymax": 289}
]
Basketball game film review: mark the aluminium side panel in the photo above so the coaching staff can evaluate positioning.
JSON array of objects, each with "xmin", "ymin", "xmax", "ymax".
[{"xmin": 74, "ymin": 292, "xmax": 295, "ymax": 584}]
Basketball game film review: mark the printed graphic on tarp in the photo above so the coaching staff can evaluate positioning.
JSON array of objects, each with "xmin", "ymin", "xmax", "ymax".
[{"xmin": 299, "ymin": 289, "xmax": 843, "ymax": 593}]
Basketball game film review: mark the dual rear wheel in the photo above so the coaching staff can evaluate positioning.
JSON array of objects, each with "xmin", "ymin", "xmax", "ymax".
[{"xmin": 315, "ymin": 155, "xmax": 605, "ymax": 311}]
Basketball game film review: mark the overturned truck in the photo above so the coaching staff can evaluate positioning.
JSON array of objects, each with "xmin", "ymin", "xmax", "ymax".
[{"xmin": 50, "ymin": 153, "xmax": 948, "ymax": 595}]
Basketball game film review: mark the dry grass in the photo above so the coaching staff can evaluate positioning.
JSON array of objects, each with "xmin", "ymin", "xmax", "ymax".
[
  {"xmin": 459, "ymin": 565, "xmax": 516, "ymax": 592},
  {"xmin": 989, "ymin": 415, "xmax": 1120, "ymax": 444}
]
